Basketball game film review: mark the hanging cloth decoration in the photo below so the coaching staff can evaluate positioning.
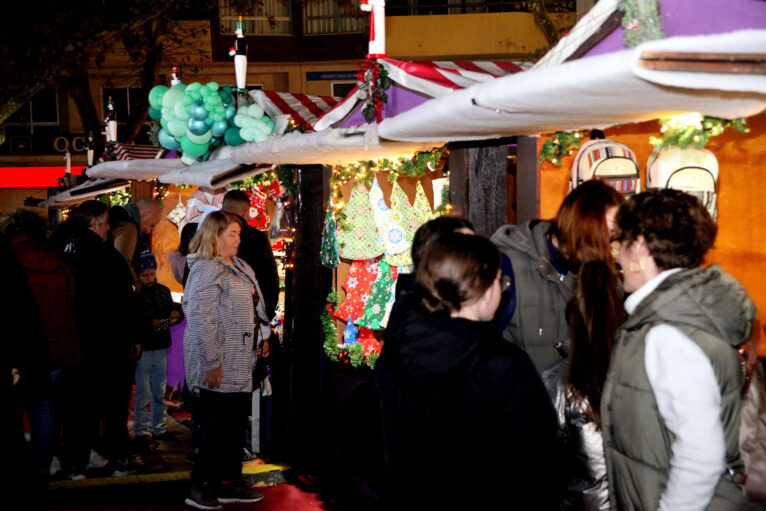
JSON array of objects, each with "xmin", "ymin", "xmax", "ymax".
[
  {"xmin": 357, "ymin": 327, "xmax": 381, "ymax": 360},
  {"xmin": 320, "ymin": 203, "xmax": 340, "ymax": 268},
  {"xmin": 412, "ymin": 180, "xmax": 434, "ymax": 226},
  {"xmin": 383, "ymin": 181, "xmax": 421, "ymax": 267},
  {"xmin": 166, "ymin": 195, "xmax": 187, "ymax": 235},
  {"xmin": 343, "ymin": 317, "xmax": 359, "ymax": 344},
  {"xmin": 246, "ymin": 188, "xmax": 270, "ymax": 231},
  {"xmin": 337, "ymin": 183, "xmax": 384, "ymax": 260},
  {"xmin": 358, "ymin": 260, "xmax": 398, "ymax": 330},
  {"xmin": 335, "ymin": 257, "xmax": 381, "ymax": 324},
  {"xmin": 369, "ymin": 177, "xmax": 409, "ymax": 257}
]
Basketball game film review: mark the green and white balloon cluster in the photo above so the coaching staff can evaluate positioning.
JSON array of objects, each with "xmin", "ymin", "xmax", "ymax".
[{"xmin": 148, "ymin": 82, "xmax": 275, "ymax": 165}]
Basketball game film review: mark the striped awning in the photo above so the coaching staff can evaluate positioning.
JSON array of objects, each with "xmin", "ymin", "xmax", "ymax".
[
  {"xmin": 313, "ymin": 58, "xmax": 531, "ymax": 131},
  {"xmin": 98, "ymin": 143, "xmax": 164, "ymax": 163},
  {"xmin": 250, "ymin": 90, "xmax": 341, "ymax": 131}
]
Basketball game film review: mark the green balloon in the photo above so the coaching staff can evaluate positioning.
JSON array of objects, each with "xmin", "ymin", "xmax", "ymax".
[
  {"xmin": 224, "ymin": 127, "xmax": 244, "ymax": 146},
  {"xmin": 207, "ymin": 82, "xmax": 219, "ymax": 92},
  {"xmin": 148, "ymin": 106, "xmax": 162, "ymax": 121},
  {"xmin": 199, "ymin": 86, "xmax": 211, "ymax": 98},
  {"xmin": 182, "ymin": 95, "xmax": 194, "ymax": 107},
  {"xmin": 209, "ymin": 111, "xmax": 226, "ymax": 122},
  {"xmin": 180, "ymin": 136, "xmax": 209, "ymax": 157},
  {"xmin": 187, "ymin": 82, "xmax": 202, "ymax": 91},
  {"xmin": 186, "ymin": 128, "xmax": 213, "ymax": 144},
  {"xmin": 190, "ymin": 91, "xmax": 202, "ymax": 102},
  {"xmin": 168, "ymin": 119, "xmax": 187, "ymax": 138},
  {"xmin": 171, "ymin": 83, "xmax": 187, "ymax": 91},
  {"xmin": 160, "ymin": 117, "xmax": 168, "ymax": 130},
  {"xmin": 174, "ymin": 100, "xmax": 190, "ymax": 120},
  {"xmin": 149, "ymin": 85, "xmax": 168, "ymax": 109},
  {"xmin": 162, "ymin": 88, "xmax": 185, "ymax": 108}
]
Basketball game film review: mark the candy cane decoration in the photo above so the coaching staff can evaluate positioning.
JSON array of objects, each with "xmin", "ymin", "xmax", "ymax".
[{"xmin": 360, "ymin": 0, "xmax": 386, "ymax": 58}]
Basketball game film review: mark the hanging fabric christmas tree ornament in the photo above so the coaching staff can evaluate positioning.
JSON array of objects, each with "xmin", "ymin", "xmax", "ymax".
[
  {"xmin": 379, "ymin": 280, "xmax": 398, "ymax": 329},
  {"xmin": 358, "ymin": 260, "xmax": 398, "ymax": 330},
  {"xmin": 335, "ymin": 257, "xmax": 381, "ymax": 324},
  {"xmin": 320, "ymin": 204, "xmax": 340, "ymax": 268},
  {"xmin": 383, "ymin": 181, "xmax": 420, "ymax": 267},
  {"xmin": 369, "ymin": 177, "xmax": 409, "ymax": 257},
  {"xmin": 337, "ymin": 183, "xmax": 384, "ymax": 260},
  {"xmin": 343, "ymin": 317, "xmax": 359, "ymax": 345},
  {"xmin": 413, "ymin": 180, "xmax": 434, "ymax": 225},
  {"xmin": 357, "ymin": 327, "xmax": 381, "ymax": 360}
]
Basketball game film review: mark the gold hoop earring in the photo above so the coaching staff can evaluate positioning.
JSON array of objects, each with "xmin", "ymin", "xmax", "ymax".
[{"xmin": 628, "ymin": 261, "xmax": 645, "ymax": 273}]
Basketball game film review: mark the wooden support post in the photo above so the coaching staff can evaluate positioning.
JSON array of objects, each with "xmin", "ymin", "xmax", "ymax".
[
  {"xmin": 516, "ymin": 136, "xmax": 540, "ymax": 224},
  {"xmin": 278, "ymin": 165, "xmax": 331, "ymax": 469},
  {"xmin": 448, "ymin": 140, "xmax": 509, "ymax": 237}
]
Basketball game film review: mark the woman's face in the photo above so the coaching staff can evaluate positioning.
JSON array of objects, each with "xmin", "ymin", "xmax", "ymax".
[
  {"xmin": 616, "ymin": 239, "xmax": 646, "ymax": 293},
  {"xmin": 216, "ymin": 222, "xmax": 241, "ymax": 259}
]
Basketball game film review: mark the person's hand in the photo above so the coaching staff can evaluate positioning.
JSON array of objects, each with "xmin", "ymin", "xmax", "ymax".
[
  {"xmin": 255, "ymin": 340, "xmax": 270, "ymax": 359},
  {"xmin": 203, "ymin": 367, "xmax": 223, "ymax": 389},
  {"xmin": 152, "ymin": 319, "xmax": 163, "ymax": 328},
  {"xmin": 130, "ymin": 344, "xmax": 142, "ymax": 359},
  {"xmin": 170, "ymin": 310, "xmax": 181, "ymax": 323},
  {"xmin": 11, "ymin": 368, "xmax": 19, "ymax": 386}
]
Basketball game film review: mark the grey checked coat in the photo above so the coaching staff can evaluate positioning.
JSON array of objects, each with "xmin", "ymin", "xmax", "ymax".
[{"xmin": 183, "ymin": 254, "xmax": 269, "ymax": 394}]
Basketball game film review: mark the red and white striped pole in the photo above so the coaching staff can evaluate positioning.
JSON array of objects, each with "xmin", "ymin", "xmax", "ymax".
[{"xmin": 361, "ymin": 0, "xmax": 386, "ymax": 58}]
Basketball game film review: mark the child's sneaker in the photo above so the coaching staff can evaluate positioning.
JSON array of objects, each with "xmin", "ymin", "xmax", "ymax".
[
  {"xmin": 108, "ymin": 458, "xmax": 137, "ymax": 477},
  {"xmin": 88, "ymin": 449, "xmax": 109, "ymax": 468}
]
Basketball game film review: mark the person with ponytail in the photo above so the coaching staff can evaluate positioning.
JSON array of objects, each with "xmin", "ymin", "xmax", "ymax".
[
  {"xmin": 542, "ymin": 260, "xmax": 625, "ymax": 510},
  {"xmin": 374, "ymin": 232, "xmax": 563, "ymax": 511},
  {"xmin": 491, "ymin": 180, "xmax": 624, "ymax": 373}
]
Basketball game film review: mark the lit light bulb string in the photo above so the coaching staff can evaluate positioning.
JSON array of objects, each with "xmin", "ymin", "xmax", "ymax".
[{"xmin": 328, "ymin": 147, "xmax": 447, "ymax": 223}]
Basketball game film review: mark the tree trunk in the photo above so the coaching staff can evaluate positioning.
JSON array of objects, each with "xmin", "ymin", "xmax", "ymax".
[
  {"xmin": 530, "ymin": 0, "xmax": 560, "ymax": 47},
  {"xmin": 65, "ymin": 59, "xmax": 105, "ymax": 162}
]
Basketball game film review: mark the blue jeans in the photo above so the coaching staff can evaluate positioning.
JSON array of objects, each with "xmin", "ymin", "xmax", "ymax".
[
  {"xmin": 27, "ymin": 368, "xmax": 65, "ymax": 477},
  {"xmin": 133, "ymin": 349, "xmax": 168, "ymax": 436}
]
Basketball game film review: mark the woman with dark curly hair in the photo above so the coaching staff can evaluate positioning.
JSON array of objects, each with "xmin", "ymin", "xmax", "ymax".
[
  {"xmin": 375, "ymin": 232, "xmax": 563, "ymax": 511},
  {"xmin": 601, "ymin": 189, "xmax": 759, "ymax": 510}
]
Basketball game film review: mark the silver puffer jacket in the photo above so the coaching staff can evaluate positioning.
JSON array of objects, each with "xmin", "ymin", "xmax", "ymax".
[{"xmin": 542, "ymin": 360, "xmax": 610, "ymax": 511}]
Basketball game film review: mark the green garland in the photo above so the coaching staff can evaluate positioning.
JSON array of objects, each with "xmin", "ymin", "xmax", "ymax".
[
  {"xmin": 650, "ymin": 114, "xmax": 750, "ymax": 150},
  {"xmin": 97, "ymin": 186, "xmax": 131, "ymax": 206},
  {"xmin": 538, "ymin": 130, "xmax": 589, "ymax": 166},
  {"xmin": 328, "ymin": 147, "xmax": 446, "ymax": 230},
  {"xmin": 321, "ymin": 289, "xmax": 377, "ymax": 369},
  {"xmin": 619, "ymin": 0, "xmax": 665, "ymax": 48},
  {"xmin": 232, "ymin": 165, "xmax": 297, "ymax": 198}
]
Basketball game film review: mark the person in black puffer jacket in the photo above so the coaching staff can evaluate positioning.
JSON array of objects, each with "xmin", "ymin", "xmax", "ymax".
[{"xmin": 375, "ymin": 232, "xmax": 564, "ymax": 511}]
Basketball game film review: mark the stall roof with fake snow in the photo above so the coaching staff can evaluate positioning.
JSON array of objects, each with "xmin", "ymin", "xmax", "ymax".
[{"xmin": 377, "ymin": 0, "xmax": 766, "ymax": 143}]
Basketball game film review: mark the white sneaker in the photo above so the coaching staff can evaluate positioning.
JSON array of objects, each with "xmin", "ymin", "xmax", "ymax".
[
  {"xmin": 89, "ymin": 449, "xmax": 109, "ymax": 468},
  {"xmin": 49, "ymin": 456, "xmax": 62, "ymax": 477},
  {"xmin": 69, "ymin": 471, "xmax": 87, "ymax": 481}
]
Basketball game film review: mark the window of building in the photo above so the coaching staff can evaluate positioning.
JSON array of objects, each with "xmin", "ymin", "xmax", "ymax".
[
  {"xmin": 331, "ymin": 81, "xmax": 356, "ymax": 99},
  {"xmin": 219, "ymin": 0, "xmax": 292, "ymax": 35},
  {"xmin": 102, "ymin": 87, "xmax": 147, "ymax": 122},
  {"xmin": 303, "ymin": 0, "xmax": 365, "ymax": 35},
  {"xmin": 7, "ymin": 88, "xmax": 59, "ymax": 129}
]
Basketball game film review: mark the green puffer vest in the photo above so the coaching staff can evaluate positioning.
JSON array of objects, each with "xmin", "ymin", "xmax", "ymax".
[
  {"xmin": 491, "ymin": 221, "xmax": 575, "ymax": 373},
  {"xmin": 601, "ymin": 265, "xmax": 759, "ymax": 511}
]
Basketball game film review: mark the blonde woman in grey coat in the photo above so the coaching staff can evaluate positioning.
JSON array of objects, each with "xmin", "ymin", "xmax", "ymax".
[{"xmin": 182, "ymin": 211, "xmax": 270, "ymax": 510}]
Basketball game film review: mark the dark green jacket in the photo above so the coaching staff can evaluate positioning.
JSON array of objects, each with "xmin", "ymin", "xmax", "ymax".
[
  {"xmin": 602, "ymin": 266, "xmax": 758, "ymax": 511},
  {"xmin": 491, "ymin": 221, "xmax": 575, "ymax": 372}
]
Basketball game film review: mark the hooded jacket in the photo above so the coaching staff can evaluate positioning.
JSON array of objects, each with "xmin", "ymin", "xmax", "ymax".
[
  {"xmin": 491, "ymin": 221, "xmax": 575, "ymax": 372},
  {"xmin": 374, "ymin": 294, "xmax": 563, "ymax": 511},
  {"xmin": 183, "ymin": 254, "xmax": 269, "ymax": 394},
  {"xmin": 602, "ymin": 265, "xmax": 758, "ymax": 510}
]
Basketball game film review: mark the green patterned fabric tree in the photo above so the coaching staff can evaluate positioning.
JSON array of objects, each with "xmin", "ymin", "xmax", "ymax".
[{"xmin": 337, "ymin": 183, "xmax": 384, "ymax": 260}]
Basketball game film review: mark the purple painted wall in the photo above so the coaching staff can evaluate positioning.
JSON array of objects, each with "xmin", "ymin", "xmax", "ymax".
[{"xmin": 585, "ymin": 0, "xmax": 766, "ymax": 58}]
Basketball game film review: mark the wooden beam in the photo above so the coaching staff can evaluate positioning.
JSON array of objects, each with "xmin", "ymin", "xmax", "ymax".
[
  {"xmin": 516, "ymin": 136, "xmax": 539, "ymax": 224},
  {"xmin": 638, "ymin": 51, "xmax": 766, "ymax": 74}
]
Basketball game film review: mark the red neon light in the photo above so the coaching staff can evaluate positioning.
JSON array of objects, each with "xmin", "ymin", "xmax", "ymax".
[{"xmin": 0, "ymin": 166, "xmax": 86, "ymax": 188}]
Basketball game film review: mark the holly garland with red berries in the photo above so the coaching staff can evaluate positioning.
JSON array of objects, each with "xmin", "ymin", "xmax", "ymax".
[{"xmin": 357, "ymin": 56, "xmax": 390, "ymax": 123}]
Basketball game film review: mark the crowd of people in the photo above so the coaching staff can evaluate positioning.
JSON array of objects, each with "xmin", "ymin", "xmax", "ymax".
[
  {"xmin": 374, "ymin": 183, "xmax": 763, "ymax": 511},
  {"xmin": 4, "ymin": 181, "xmax": 763, "ymax": 511}
]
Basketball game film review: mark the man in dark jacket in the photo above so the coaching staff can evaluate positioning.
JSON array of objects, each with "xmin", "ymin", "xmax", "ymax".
[
  {"xmin": 55, "ymin": 200, "xmax": 142, "ymax": 477},
  {"xmin": 221, "ymin": 190, "xmax": 279, "ymax": 320}
]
